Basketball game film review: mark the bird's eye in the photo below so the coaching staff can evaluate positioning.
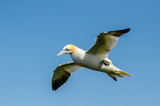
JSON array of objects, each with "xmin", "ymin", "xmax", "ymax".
[{"xmin": 64, "ymin": 48, "xmax": 70, "ymax": 51}]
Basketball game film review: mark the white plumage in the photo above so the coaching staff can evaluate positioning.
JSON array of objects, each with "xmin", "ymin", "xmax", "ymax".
[{"xmin": 52, "ymin": 28, "xmax": 132, "ymax": 91}]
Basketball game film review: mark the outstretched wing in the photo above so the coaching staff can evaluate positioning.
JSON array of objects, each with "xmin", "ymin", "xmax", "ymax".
[
  {"xmin": 52, "ymin": 62, "xmax": 82, "ymax": 91},
  {"xmin": 87, "ymin": 28, "xmax": 130, "ymax": 58}
]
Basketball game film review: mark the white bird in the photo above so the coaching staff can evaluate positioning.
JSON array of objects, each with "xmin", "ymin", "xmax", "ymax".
[{"xmin": 52, "ymin": 28, "xmax": 132, "ymax": 90}]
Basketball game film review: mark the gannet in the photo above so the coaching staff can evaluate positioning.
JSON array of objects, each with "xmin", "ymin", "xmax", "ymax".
[{"xmin": 52, "ymin": 28, "xmax": 132, "ymax": 91}]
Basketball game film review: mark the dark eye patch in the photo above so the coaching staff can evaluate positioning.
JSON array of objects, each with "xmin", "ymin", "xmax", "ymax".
[{"xmin": 64, "ymin": 48, "xmax": 70, "ymax": 51}]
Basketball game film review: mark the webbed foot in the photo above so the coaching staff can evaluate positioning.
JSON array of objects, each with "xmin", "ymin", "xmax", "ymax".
[{"xmin": 102, "ymin": 60, "xmax": 110, "ymax": 66}]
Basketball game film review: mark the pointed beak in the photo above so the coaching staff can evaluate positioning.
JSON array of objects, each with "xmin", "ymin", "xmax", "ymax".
[{"xmin": 57, "ymin": 50, "xmax": 66, "ymax": 56}]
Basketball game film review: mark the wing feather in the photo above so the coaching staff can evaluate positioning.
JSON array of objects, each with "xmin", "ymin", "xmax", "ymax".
[
  {"xmin": 87, "ymin": 28, "xmax": 130, "ymax": 58},
  {"xmin": 52, "ymin": 62, "xmax": 82, "ymax": 91}
]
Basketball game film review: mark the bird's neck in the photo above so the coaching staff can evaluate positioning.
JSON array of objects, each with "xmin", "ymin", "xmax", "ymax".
[{"xmin": 70, "ymin": 47, "xmax": 86, "ymax": 60}]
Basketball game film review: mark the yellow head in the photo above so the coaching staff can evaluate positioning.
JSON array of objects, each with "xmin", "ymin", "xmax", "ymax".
[{"xmin": 57, "ymin": 44, "xmax": 77, "ymax": 56}]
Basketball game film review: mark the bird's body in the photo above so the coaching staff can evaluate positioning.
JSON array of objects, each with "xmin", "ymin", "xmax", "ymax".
[
  {"xmin": 52, "ymin": 28, "xmax": 132, "ymax": 91},
  {"xmin": 71, "ymin": 48, "xmax": 101, "ymax": 71},
  {"xmin": 71, "ymin": 47, "xmax": 117, "ymax": 73}
]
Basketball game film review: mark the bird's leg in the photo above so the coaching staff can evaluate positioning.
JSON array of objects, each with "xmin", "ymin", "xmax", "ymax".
[{"xmin": 102, "ymin": 60, "xmax": 110, "ymax": 66}]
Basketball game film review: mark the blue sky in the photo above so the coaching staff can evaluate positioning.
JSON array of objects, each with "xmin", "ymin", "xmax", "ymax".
[{"xmin": 0, "ymin": 0, "xmax": 160, "ymax": 106}]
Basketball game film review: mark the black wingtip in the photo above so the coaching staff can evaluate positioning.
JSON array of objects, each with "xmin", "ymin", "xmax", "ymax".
[
  {"xmin": 112, "ymin": 28, "xmax": 131, "ymax": 34},
  {"xmin": 52, "ymin": 70, "xmax": 71, "ymax": 91},
  {"xmin": 107, "ymin": 28, "xmax": 131, "ymax": 37},
  {"xmin": 123, "ymin": 28, "xmax": 131, "ymax": 33}
]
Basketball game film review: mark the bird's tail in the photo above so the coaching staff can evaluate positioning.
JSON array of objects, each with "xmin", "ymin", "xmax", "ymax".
[
  {"xmin": 117, "ymin": 70, "xmax": 132, "ymax": 77},
  {"xmin": 107, "ymin": 70, "xmax": 132, "ymax": 81}
]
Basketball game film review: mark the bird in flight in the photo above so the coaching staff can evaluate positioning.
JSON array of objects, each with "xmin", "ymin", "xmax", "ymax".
[{"xmin": 52, "ymin": 28, "xmax": 132, "ymax": 91}]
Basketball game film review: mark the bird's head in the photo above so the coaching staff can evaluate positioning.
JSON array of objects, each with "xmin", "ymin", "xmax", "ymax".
[{"xmin": 57, "ymin": 44, "xmax": 77, "ymax": 56}]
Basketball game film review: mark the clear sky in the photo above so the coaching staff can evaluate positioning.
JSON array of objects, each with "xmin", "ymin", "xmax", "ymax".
[{"xmin": 0, "ymin": 0, "xmax": 160, "ymax": 106}]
